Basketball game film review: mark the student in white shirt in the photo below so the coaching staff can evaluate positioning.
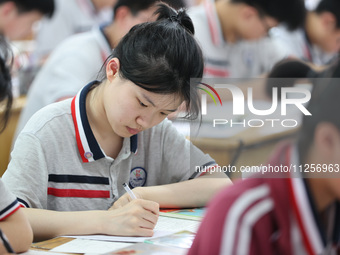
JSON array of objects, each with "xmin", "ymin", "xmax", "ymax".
[{"xmin": 0, "ymin": 37, "xmax": 33, "ymax": 255}]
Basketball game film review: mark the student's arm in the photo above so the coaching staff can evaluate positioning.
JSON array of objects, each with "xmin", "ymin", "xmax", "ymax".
[
  {"xmin": 112, "ymin": 171, "xmax": 230, "ymax": 209},
  {"xmin": 0, "ymin": 209, "xmax": 33, "ymax": 253},
  {"xmin": 22, "ymin": 199, "xmax": 159, "ymax": 242}
]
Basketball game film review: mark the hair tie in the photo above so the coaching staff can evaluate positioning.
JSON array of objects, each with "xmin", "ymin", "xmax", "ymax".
[{"xmin": 169, "ymin": 15, "xmax": 179, "ymax": 22}]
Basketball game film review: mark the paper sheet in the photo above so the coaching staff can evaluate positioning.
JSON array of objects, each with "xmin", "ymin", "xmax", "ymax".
[
  {"xmin": 63, "ymin": 216, "xmax": 201, "ymax": 243},
  {"xmin": 50, "ymin": 239, "xmax": 132, "ymax": 254}
]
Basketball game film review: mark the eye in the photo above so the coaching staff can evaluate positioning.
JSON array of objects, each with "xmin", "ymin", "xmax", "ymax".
[
  {"xmin": 139, "ymin": 100, "xmax": 147, "ymax": 107},
  {"xmin": 160, "ymin": 112, "xmax": 169, "ymax": 116}
]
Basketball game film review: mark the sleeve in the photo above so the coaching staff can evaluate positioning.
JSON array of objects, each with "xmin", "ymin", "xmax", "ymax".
[
  {"xmin": 188, "ymin": 181, "xmax": 275, "ymax": 255},
  {"xmin": 160, "ymin": 119, "xmax": 217, "ymax": 182},
  {"xmin": 2, "ymin": 133, "xmax": 49, "ymax": 209},
  {"xmin": 0, "ymin": 179, "xmax": 20, "ymax": 221}
]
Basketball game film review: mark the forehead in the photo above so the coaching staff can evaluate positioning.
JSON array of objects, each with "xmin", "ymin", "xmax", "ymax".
[{"xmin": 133, "ymin": 83, "xmax": 183, "ymax": 108}]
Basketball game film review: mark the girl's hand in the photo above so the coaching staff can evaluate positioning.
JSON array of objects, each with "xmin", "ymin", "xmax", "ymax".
[
  {"xmin": 103, "ymin": 199, "xmax": 159, "ymax": 237},
  {"xmin": 110, "ymin": 187, "xmax": 144, "ymax": 210}
]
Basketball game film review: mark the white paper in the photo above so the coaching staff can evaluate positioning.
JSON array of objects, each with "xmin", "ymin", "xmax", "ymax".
[
  {"xmin": 63, "ymin": 216, "xmax": 201, "ymax": 243},
  {"xmin": 50, "ymin": 239, "xmax": 132, "ymax": 254}
]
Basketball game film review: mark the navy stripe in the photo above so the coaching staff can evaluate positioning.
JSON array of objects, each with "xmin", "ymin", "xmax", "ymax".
[
  {"xmin": 17, "ymin": 198, "xmax": 29, "ymax": 208},
  {"xmin": 0, "ymin": 200, "xmax": 18, "ymax": 216},
  {"xmin": 49, "ymin": 174, "xmax": 109, "ymax": 185},
  {"xmin": 189, "ymin": 161, "xmax": 216, "ymax": 179},
  {"xmin": 79, "ymin": 81, "xmax": 105, "ymax": 160},
  {"xmin": 130, "ymin": 134, "xmax": 138, "ymax": 153}
]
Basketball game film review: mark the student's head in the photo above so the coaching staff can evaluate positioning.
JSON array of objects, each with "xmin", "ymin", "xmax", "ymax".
[
  {"xmin": 298, "ymin": 61, "xmax": 340, "ymax": 166},
  {"xmin": 307, "ymin": 0, "xmax": 340, "ymax": 53},
  {"xmin": 98, "ymin": 3, "xmax": 203, "ymax": 136},
  {"xmin": 265, "ymin": 59, "xmax": 317, "ymax": 98},
  {"xmin": 228, "ymin": 0, "xmax": 305, "ymax": 40},
  {"xmin": 112, "ymin": 0, "xmax": 185, "ymax": 41},
  {"xmin": 0, "ymin": 0, "xmax": 55, "ymax": 40},
  {"xmin": 0, "ymin": 37, "xmax": 13, "ymax": 133}
]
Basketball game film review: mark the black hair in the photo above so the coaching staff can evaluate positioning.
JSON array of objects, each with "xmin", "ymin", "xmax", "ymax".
[
  {"xmin": 231, "ymin": 0, "xmax": 306, "ymax": 30},
  {"xmin": 315, "ymin": 0, "xmax": 340, "ymax": 28},
  {"xmin": 113, "ymin": 0, "xmax": 186, "ymax": 16},
  {"xmin": 296, "ymin": 61, "xmax": 340, "ymax": 164},
  {"xmin": 0, "ymin": 0, "xmax": 55, "ymax": 17},
  {"xmin": 103, "ymin": 3, "xmax": 204, "ymax": 119},
  {"xmin": 265, "ymin": 59, "xmax": 317, "ymax": 98},
  {"xmin": 0, "ymin": 36, "xmax": 13, "ymax": 133}
]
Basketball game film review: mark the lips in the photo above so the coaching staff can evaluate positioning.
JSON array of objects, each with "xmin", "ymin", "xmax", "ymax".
[{"xmin": 126, "ymin": 126, "xmax": 140, "ymax": 135}]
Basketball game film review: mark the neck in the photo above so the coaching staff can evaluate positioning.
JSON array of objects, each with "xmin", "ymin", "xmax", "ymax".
[
  {"xmin": 305, "ymin": 12, "xmax": 318, "ymax": 45},
  {"xmin": 215, "ymin": 0, "xmax": 238, "ymax": 43},
  {"xmin": 103, "ymin": 22, "xmax": 119, "ymax": 49},
  {"xmin": 304, "ymin": 150, "xmax": 335, "ymax": 212}
]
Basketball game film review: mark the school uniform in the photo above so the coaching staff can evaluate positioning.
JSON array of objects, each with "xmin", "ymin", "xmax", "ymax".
[
  {"xmin": 32, "ymin": 0, "xmax": 112, "ymax": 62},
  {"xmin": 3, "ymin": 81, "xmax": 216, "ymax": 211},
  {"xmin": 188, "ymin": 143, "xmax": 340, "ymax": 255},
  {"xmin": 15, "ymin": 27, "xmax": 111, "ymax": 139},
  {"xmin": 188, "ymin": 0, "xmax": 285, "ymax": 78},
  {"xmin": 0, "ymin": 179, "xmax": 20, "ymax": 221},
  {"xmin": 270, "ymin": 26, "xmax": 338, "ymax": 66}
]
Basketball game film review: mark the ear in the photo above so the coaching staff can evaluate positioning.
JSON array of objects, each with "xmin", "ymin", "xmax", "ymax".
[
  {"xmin": 319, "ymin": 12, "xmax": 337, "ymax": 31},
  {"xmin": 314, "ymin": 122, "xmax": 340, "ymax": 160},
  {"xmin": 240, "ymin": 5, "xmax": 258, "ymax": 21},
  {"xmin": 113, "ymin": 6, "xmax": 130, "ymax": 22},
  {"xmin": 0, "ymin": 2, "xmax": 17, "ymax": 18},
  {"xmin": 106, "ymin": 58, "xmax": 120, "ymax": 81}
]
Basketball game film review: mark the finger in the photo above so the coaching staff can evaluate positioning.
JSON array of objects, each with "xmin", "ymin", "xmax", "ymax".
[
  {"xmin": 135, "ymin": 227, "xmax": 154, "ymax": 237},
  {"xmin": 142, "ymin": 211, "xmax": 159, "ymax": 226},
  {"xmin": 139, "ymin": 200, "xmax": 160, "ymax": 215}
]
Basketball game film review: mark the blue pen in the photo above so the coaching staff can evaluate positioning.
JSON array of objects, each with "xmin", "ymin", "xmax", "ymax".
[
  {"xmin": 0, "ymin": 228, "xmax": 14, "ymax": 253},
  {"xmin": 123, "ymin": 182, "xmax": 137, "ymax": 199}
]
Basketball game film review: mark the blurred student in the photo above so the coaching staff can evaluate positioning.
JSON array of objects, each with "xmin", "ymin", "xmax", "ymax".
[
  {"xmin": 271, "ymin": 0, "xmax": 340, "ymax": 66},
  {"xmin": 0, "ymin": 0, "xmax": 54, "ymax": 41},
  {"xmin": 0, "ymin": 37, "xmax": 33, "ymax": 254},
  {"xmin": 14, "ymin": 0, "xmax": 183, "ymax": 139},
  {"xmin": 32, "ymin": 0, "xmax": 117, "ymax": 65},
  {"xmin": 3, "ymin": 4, "xmax": 229, "ymax": 241},
  {"xmin": 189, "ymin": 60, "xmax": 340, "ymax": 254},
  {"xmin": 188, "ymin": 0, "xmax": 306, "ymax": 78}
]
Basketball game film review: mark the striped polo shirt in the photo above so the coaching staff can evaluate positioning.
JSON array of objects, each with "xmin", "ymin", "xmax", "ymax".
[{"xmin": 3, "ymin": 82, "xmax": 216, "ymax": 211}]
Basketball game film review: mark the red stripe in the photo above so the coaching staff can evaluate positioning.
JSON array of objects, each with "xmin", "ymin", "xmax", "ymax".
[
  {"xmin": 204, "ymin": 67, "xmax": 229, "ymax": 77},
  {"xmin": 199, "ymin": 164, "xmax": 219, "ymax": 176},
  {"xmin": 0, "ymin": 205, "xmax": 20, "ymax": 221},
  {"xmin": 48, "ymin": 188, "xmax": 110, "ymax": 198},
  {"xmin": 71, "ymin": 96, "xmax": 87, "ymax": 163},
  {"xmin": 204, "ymin": 0, "xmax": 219, "ymax": 46}
]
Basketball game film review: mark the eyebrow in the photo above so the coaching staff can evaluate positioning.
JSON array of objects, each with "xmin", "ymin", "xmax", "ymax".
[{"xmin": 141, "ymin": 93, "xmax": 178, "ymax": 112}]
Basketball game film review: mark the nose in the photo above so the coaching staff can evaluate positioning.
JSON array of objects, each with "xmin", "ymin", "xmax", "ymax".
[{"xmin": 136, "ymin": 113, "xmax": 164, "ymax": 130}]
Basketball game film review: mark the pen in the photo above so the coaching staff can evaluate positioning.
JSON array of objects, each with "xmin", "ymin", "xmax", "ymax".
[
  {"xmin": 0, "ymin": 228, "xmax": 14, "ymax": 254},
  {"xmin": 123, "ymin": 182, "xmax": 137, "ymax": 200}
]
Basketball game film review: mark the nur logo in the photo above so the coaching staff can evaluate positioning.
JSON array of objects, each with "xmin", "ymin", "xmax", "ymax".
[{"xmin": 198, "ymin": 83, "xmax": 222, "ymax": 114}]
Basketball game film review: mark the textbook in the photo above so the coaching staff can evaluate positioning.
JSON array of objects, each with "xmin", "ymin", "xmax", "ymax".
[{"xmin": 159, "ymin": 208, "xmax": 205, "ymax": 221}]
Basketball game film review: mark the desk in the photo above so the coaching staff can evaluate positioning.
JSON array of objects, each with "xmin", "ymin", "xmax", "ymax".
[
  {"xmin": 31, "ymin": 237, "xmax": 75, "ymax": 250},
  {"xmin": 190, "ymin": 125, "xmax": 298, "ymax": 179},
  {"xmin": 0, "ymin": 96, "xmax": 26, "ymax": 176}
]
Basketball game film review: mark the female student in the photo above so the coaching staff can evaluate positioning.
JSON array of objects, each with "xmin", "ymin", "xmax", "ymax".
[
  {"xmin": 189, "ymin": 60, "xmax": 340, "ymax": 254},
  {"xmin": 0, "ymin": 38, "xmax": 33, "ymax": 253},
  {"xmin": 2, "ymin": 4, "xmax": 230, "ymax": 241}
]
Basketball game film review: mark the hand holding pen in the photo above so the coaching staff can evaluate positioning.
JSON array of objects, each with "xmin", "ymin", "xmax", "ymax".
[{"xmin": 103, "ymin": 183, "xmax": 159, "ymax": 236}]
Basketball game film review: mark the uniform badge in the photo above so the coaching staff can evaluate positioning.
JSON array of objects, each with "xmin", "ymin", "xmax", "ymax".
[{"xmin": 129, "ymin": 167, "xmax": 147, "ymax": 188}]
